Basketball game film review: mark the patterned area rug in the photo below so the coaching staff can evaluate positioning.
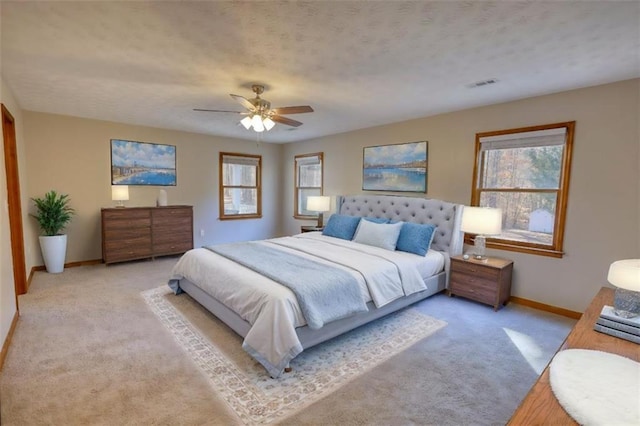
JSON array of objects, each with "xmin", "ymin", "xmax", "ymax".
[{"xmin": 142, "ymin": 286, "xmax": 447, "ymax": 425}]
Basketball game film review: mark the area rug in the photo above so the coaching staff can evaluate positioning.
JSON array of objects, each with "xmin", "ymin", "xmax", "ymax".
[{"xmin": 142, "ymin": 286, "xmax": 447, "ymax": 425}]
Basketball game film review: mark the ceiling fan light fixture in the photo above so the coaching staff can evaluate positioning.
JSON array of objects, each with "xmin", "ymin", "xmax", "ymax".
[
  {"xmin": 240, "ymin": 116, "xmax": 253, "ymax": 130},
  {"xmin": 197, "ymin": 84, "xmax": 312, "ymax": 132},
  {"xmin": 252, "ymin": 115, "xmax": 265, "ymax": 132},
  {"xmin": 263, "ymin": 117, "xmax": 275, "ymax": 131}
]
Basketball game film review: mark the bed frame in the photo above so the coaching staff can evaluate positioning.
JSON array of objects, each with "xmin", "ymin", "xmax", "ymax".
[{"xmin": 177, "ymin": 194, "xmax": 463, "ymax": 353}]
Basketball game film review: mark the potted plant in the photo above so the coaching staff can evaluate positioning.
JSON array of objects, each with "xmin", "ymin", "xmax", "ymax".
[{"xmin": 31, "ymin": 190, "xmax": 75, "ymax": 273}]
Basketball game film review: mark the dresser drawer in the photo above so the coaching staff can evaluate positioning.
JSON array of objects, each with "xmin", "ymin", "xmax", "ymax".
[
  {"xmin": 104, "ymin": 227, "xmax": 150, "ymax": 241},
  {"xmin": 153, "ymin": 207, "xmax": 192, "ymax": 223},
  {"xmin": 102, "ymin": 208, "xmax": 151, "ymax": 221},
  {"xmin": 153, "ymin": 241, "xmax": 193, "ymax": 256},
  {"xmin": 153, "ymin": 228, "xmax": 192, "ymax": 245},
  {"xmin": 104, "ymin": 246, "xmax": 153, "ymax": 263},
  {"xmin": 103, "ymin": 218, "xmax": 151, "ymax": 232},
  {"xmin": 153, "ymin": 217, "xmax": 192, "ymax": 232},
  {"xmin": 104, "ymin": 234, "xmax": 151, "ymax": 251}
]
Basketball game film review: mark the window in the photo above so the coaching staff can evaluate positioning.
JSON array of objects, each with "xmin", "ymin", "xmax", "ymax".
[
  {"xmin": 469, "ymin": 121, "xmax": 575, "ymax": 258},
  {"xmin": 294, "ymin": 152, "xmax": 324, "ymax": 218},
  {"xmin": 219, "ymin": 152, "xmax": 261, "ymax": 220}
]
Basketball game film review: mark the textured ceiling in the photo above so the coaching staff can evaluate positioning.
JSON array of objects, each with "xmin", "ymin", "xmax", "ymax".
[{"xmin": 1, "ymin": 1, "xmax": 639, "ymax": 144}]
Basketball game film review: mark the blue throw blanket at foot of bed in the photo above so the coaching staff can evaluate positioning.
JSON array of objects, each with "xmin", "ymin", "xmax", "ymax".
[{"xmin": 206, "ymin": 242, "xmax": 368, "ymax": 329}]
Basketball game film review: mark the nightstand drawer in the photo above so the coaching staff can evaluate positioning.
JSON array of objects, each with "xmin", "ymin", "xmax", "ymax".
[
  {"xmin": 450, "ymin": 271, "xmax": 498, "ymax": 293},
  {"xmin": 449, "ymin": 285, "xmax": 496, "ymax": 306},
  {"xmin": 451, "ymin": 260, "xmax": 499, "ymax": 280}
]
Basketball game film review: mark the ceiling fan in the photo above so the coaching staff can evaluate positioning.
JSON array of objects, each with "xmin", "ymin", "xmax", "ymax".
[{"xmin": 194, "ymin": 84, "xmax": 314, "ymax": 132}]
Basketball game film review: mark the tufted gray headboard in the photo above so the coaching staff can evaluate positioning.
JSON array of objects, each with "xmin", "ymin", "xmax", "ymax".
[{"xmin": 336, "ymin": 195, "xmax": 463, "ymax": 258}]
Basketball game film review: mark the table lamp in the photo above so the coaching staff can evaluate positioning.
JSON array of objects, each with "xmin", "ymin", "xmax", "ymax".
[
  {"xmin": 461, "ymin": 206, "xmax": 502, "ymax": 260},
  {"xmin": 607, "ymin": 259, "xmax": 640, "ymax": 318},
  {"xmin": 111, "ymin": 185, "xmax": 129, "ymax": 208},
  {"xmin": 306, "ymin": 196, "xmax": 331, "ymax": 228}
]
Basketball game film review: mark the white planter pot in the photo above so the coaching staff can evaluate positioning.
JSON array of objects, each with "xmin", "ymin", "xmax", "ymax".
[{"xmin": 39, "ymin": 234, "xmax": 67, "ymax": 273}]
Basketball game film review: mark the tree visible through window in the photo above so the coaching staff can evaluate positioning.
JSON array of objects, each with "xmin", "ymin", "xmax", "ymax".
[
  {"xmin": 470, "ymin": 122, "xmax": 575, "ymax": 257},
  {"xmin": 219, "ymin": 152, "xmax": 261, "ymax": 220},
  {"xmin": 294, "ymin": 153, "xmax": 323, "ymax": 218}
]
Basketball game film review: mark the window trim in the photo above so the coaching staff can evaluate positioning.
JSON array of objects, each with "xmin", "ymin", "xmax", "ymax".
[
  {"xmin": 219, "ymin": 152, "xmax": 262, "ymax": 220},
  {"xmin": 468, "ymin": 121, "xmax": 575, "ymax": 258},
  {"xmin": 293, "ymin": 152, "xmax": 324, "ymax": 219}
]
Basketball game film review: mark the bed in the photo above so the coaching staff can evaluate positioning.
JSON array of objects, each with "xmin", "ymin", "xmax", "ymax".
[{"xmin": 169, "ymin": 195, "xmax": 463, "ymax": 377}]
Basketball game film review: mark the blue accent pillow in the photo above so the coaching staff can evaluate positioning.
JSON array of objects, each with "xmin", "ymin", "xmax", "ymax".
[
  {"xmin": 362, "ymin": 217, "xmax": 389, "ymax": 224},
  {"xmin": 396, "ymin": 222, "xmax": 437, "ymax": 256},
  {"xmin": 322, "ymin": 214, "xmax": 361, "ymax": 240}
]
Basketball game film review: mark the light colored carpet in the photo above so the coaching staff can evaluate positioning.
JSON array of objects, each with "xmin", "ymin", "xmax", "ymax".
[
  {"xmin": 143, "ymin": 285, "xmax": 446, "ymax": 425},
  {"xmin": 0, "ymin": 257, "xmax": 576, "ymax": 425}
]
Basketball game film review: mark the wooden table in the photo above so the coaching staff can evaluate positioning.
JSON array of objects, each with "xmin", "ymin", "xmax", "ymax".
[{"xmin": 508, "ymin": 287, "xmax": 640, "ymax": 425}]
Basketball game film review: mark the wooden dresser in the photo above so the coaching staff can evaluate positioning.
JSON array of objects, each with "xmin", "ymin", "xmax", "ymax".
[
  {"xmin": 508, "ymin": 287, "xmax": 640, "ymax": 425},
  {"xmin": 448, "ymin": 255, "xmax": 513, "ymax": 311},
  {"xmin": 101, "ymin": 206, "xmax": 193, "ymax": 264}
]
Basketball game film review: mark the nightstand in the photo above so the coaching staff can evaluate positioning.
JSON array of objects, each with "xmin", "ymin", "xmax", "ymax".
[
  {"xmin": 301, "ymin": 226, "xmax": 324, "ymax": 233},
  {"xmin": 448, "ymin": 255, "xmax": 513, "ymax": 311}
]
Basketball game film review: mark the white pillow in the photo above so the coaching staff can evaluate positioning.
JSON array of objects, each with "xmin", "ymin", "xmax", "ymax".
[{"xmin": 352, "ymin": 220, "xmax": 403, "ymax": 251}]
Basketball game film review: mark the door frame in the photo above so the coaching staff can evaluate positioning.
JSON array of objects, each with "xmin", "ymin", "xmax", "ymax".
[{"xmin": 2, "ymin": 103, "xmax": 27, "ymax": 303}]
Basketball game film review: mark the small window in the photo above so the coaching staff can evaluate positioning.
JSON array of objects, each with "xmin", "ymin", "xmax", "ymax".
[
  {"xmin": 469, "ymin": 122, "xmax": 575, "ymax": 258},
  {"xmin": 219, "ymin": 152, "xmax": 261, "ymax": 220},
  {"xmin": 294, "ymin": 152, "xmax": 324, "ymax": 218}
]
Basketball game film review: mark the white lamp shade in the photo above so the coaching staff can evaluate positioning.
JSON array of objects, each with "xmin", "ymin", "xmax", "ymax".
[
  {"xmin": 608, "ymin": 259, "xmax": 640, "ymax": 291},
  {"xmin": 111, "ymin": 185, "xmax": 129, "ymax": 201},
  {"xmin": 252, "ymin": 115, "xmax": 264, "ymax": 132},
  {"xmin": 461, "ymin": 207, "xmax": 502, "ymax": 235},
  {"xmin": 263, "ymin": 117, "xmax": 275, "ymax": 131},
  {"xmin": 306, "ymin": 195, "xmax": 331, "ymax": 212},
  {"xmin": 240, "ymin": 116, "xmax": 252, "ymax": 130}
]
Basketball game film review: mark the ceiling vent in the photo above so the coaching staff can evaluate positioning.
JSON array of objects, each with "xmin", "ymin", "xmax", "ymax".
[{"xmin": 466, "ymin": 78, "xmax": 498, "ymax": 88}]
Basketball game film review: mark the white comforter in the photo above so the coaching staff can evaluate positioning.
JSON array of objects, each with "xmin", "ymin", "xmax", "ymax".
[{"xmin": 169, "ymin": 233, "xmax": 444, "ymax": 377}]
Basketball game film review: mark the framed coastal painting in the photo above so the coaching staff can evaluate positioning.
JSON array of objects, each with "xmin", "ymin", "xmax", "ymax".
[
  {"xmin": 110, "ymin": 139, "xmax": 176, "ymax": 186},
  {"xmin": 362, "ymin": 141, "xmax": 428, "ymax": 192}
]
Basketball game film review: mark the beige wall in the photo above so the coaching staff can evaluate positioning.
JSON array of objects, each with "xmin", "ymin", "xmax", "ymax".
[
  {"xmin": 8, "ymin": 79, "xmax": 640, "ymax": 318},
  {"xmin": 283, "ymin": 79, "xmax": 640, "ymax": 313},
  {"xmin": 23, "ymin": 113, "xmax": 283, "ymax": 268},
  {"xmin": 0, "ymin": 78, "xmax": 28, "ymax": 347}
]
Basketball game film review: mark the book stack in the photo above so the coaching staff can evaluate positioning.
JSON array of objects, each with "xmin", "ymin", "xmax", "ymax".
[{"xmin": 593, "ymin": 305, "xmax": 640, "ymax": 344}]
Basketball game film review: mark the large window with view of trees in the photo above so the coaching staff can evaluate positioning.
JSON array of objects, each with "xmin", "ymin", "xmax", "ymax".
[
  {"xmin": 469, "ymin": 122, "xmax": 575, "ymax": 258},
  {"xmin": 219, "ymin": 152, "xmax": 261, "ymax": 220},
  {"xmin": 294, "ymin": 152, "xmax": 324, "ymax": 218}
]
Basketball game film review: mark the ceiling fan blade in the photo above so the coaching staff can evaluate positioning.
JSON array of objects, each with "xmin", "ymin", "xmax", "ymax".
[
  {"xmin": 271, "ymin": 115, "xmax": 303, "ymax": 127},
  {"xmin": 230, "ymin": 94, "xmax": 256, "ymax": 111},
  {"xmin": 270, "ymin": 105, "xmax": 314, "ymax": 115},
  {"xmin": 193, "ymin": 108, "xmax": 242, "ymax": 113}
]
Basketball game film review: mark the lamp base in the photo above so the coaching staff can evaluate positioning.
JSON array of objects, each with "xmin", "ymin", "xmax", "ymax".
[
  {"xmin": 472, "ymin": 235, "xmax": 487, "ymax": 260},
  {"xmin": 613, "ymin": 287, "xmax": 640, "ymax": 319},
  {"xmin": 114, "ymin": 200, "xmax": 126, "ymax": 208},
  {"xmin": 317, "ymin": 212, "xmax": 324, "ymax": 228}
]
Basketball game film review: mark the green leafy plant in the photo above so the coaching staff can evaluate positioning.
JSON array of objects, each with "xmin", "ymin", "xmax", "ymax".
[{"xmin": 31, "ymin": 190, "xmax": 75, "ymax": 236}]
